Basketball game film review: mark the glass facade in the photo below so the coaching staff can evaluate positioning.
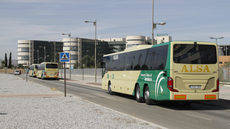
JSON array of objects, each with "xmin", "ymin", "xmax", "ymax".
[{"xmin": 33, "ymin": 41, "xmax": 63, "ymax": 64}]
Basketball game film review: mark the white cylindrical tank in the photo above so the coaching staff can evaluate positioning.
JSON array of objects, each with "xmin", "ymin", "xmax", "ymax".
[
  {"xmin": 17, "ymin": 40, "xmax": 30, "ymax": 66},
  {"xmin": 126, "ymin": 36, "xmax": 146, "ymax": 49},
  {"xmin": 62, "ymin": 38, "xmax": 79, "ymax": 68}
]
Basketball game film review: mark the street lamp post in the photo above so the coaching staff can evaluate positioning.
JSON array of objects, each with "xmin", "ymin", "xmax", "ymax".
[
  {"xmin": 210, "ymin": 36, "xmax": 226, "ymax": 78},
  {"xmin": 210, "ymin": 36, "xmax": 225, "ymax": 55},
  {"xmin": 210, "ymin": 36, "xmax": 224, "ymax": 44},
  {"xmin": 152, "ymin": 0, "xmax": 154, "ymax": 45},
  {"xmin": 43, "ymin": 46, "xmax": 46, "ymax": 62},
  {"xmin": 152, "ymin": 0, "xmax": 166, "ymax": 45},
  {"xmin": 84, "ymin": 20, "xmax": 97, "ymax": 83},
  {"xmin": 62, "ymin": 33, "xmax": 72, "ymax": 80}
]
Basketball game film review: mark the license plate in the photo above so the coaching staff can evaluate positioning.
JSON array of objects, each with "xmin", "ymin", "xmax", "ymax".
[{"xmin": 189, "ymin": 85, "xmax": 201, "ymax": 89}]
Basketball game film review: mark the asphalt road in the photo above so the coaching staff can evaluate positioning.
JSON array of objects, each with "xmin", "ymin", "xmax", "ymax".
[{"xmin": 22, "ymin": 76, "xmax": 230, "ymax": 129}]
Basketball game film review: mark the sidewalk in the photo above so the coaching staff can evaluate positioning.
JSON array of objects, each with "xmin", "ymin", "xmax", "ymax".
[
  {"xmin": 59, "ymin": 74, "xmax": 101, "ymax": 88},
  {"xmin": 0, "ymin": 73, "xmax": 159, "ymax": 129}
]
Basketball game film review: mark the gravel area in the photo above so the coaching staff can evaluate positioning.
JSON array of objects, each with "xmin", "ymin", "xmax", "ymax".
[{"xmin": 0, "ymin": 73, "xmax": 161, "ymax": 129}]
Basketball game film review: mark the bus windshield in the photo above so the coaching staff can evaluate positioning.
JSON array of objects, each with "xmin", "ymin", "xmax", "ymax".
[
  {"xmin": 46, "ymin": 64, "xmax": 58, "ymax": 68},
  {"xmin": 173, "ymin": 44, "xmax": 217, "ymax": 64}
]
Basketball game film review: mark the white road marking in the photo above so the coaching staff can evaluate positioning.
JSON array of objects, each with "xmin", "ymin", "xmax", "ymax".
[{"xmin": 185, "ymin": 112, "xmax": 212, "ymax": 121}]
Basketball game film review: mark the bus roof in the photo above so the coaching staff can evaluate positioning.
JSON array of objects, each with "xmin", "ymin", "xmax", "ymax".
[
  {"xmin": 103, "ymin": 42, "xmax": 169, "ymax": 57},
  {"xmin": 40, "ymin": 62, "xmax": 58, "ymax": 64},
  {"xmin": 172, "ymin": 41, "xmax": 217, "ymax": 45},
  {"xmin": 103, "ymin": 41, "xmax": 217, "ymax": 57},
  {"xmin": 30, "ymin": 64, "xmax": 39, "ymax": 66}
]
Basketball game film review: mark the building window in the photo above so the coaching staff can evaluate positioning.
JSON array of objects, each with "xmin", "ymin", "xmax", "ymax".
[
  {"xmin": 20, "ymin": 47, "xmax": 29, "ymax": 52},
  {"xmin": 71, "ymin": 55, "xmax": 78, "ymax": 60}
]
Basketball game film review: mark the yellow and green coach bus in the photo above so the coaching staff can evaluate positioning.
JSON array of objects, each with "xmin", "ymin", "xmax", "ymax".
[
  {"xmin": 102, "ymin": 41, "xmax": 219, "ymax": 104},
  {"xmin": 28, "ymin": 64, "xmax": 39, "ymax": 77},
  {"xmin": 37, "ymin": 62, "xmax": 59, "ymax": 79}
]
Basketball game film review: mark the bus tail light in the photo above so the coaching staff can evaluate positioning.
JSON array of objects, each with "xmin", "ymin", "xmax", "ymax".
[
  {"xmin": 205, "ymin": 95, "xmax": 216, "ymax": 100},
  {"xmin": 167, "ymin": 77, "xmax": 178, "ymax": 92},
  {"xmin": 212, "ymin": 79, "xmax": 219, "ymax": 92}
]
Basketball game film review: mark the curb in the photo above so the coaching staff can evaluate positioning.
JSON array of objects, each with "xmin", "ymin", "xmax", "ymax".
[{"xmin": 59, "ymin": 79, "xmax": 101, "ymax": 88}]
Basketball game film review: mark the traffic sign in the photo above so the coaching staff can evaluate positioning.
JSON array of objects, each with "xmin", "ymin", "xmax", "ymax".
[{"xmin": 59, "ymin": 52, "xmax": 70, "ymax": 63}]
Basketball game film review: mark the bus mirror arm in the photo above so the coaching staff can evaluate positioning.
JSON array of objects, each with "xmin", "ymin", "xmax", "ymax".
[{"xmin": 163, "ymin": 71, "xmax": 167, "ymax": 77}]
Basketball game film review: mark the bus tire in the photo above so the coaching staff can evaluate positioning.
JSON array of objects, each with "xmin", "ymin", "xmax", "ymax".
[
  {"xmin": 144, "ymin": 86, "xmax": 152, "ymax": 105},
  {"xmin": 135, "ymin": 85, "xmax": 143, "ymax": 103},
  {"xmin": 108, "ymin": 82, "xmax": 113, "ymax": 95}
]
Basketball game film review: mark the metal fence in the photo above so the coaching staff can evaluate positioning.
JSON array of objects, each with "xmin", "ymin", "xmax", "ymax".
[
  {"xmin": 59, "ymin": 68, "xmax": 103, "ymax": 83},
  {"xmin": 219, "ymin": 66, "xmax": 230, "ymax": 82}
]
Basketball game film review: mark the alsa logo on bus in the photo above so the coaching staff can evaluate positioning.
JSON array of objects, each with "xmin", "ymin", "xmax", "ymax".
[{"xmin": 181, "ymin": 65, "xmax": 210, "ymax": 73}]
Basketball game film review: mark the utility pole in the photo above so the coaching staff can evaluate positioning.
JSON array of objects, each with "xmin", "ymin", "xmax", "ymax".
[
  {"xmin": 53, "ymin": 42, "xmax": 56, "ymax": 62},
  {"xmin": 62, "ymin": 33, "xmax": 72, "ymax": 80},
  {"xmin": 85, "ymin": 20, "xmax": 97, "ymax": 83},
  {"xmin": 44, "ymin": 46, "xmax": 46, "ymax": 62},
  {"xmin": 151, "ymin": 0, "xmax": 166, "ymax": 45},
  {"xmin": 152, "ymin": 0, "xmax": 154, "ymax": 45}
]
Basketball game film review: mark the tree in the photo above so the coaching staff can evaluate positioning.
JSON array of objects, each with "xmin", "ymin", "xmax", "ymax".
[
  {"xmin": 8, "ymin": 52, "xmax": 12, "ymax": 68},
  {"xmin": 4, "ymin": 53, "xmax": 7, "ymax": 68},
  {"xmin": 1, "ymin": 60, "xmax": 5, "ymax": 68},
  {"xmin": 82, "ymin": 55, "xmax": 94, "ymax": 68}
]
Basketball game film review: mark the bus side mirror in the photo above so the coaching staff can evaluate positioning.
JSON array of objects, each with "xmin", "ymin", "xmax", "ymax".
[
  {"xmin": 163, "ymin": 71, "xmax": 167, "ymax": 76},
  {"xmin": 101, "ymin": 62, "xmax": 105, "ymax": 68}
]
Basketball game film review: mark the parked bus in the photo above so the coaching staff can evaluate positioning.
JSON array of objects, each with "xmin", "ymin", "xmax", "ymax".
[
  {"xmin": 28, "ymin": 64, "xmax": 39, "ymax": 77},
  {"xmin": 102, "ymin": 41, "xmax": 219, "ymax": 104},
  {"xmin": 37, "ymin": 62, "xmax": 59, "ymax": 79}
]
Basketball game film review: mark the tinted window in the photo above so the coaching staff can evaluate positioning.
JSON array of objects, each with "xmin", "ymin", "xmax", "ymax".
[
  {"xmin": 105, "ymin": 45, "xmax": 168, "ymax": 71},
  {"xmin": 46, "ymin": 64, "xmax": 58, "ymax": 68},
  {"xmin": 145, "ymin": 45, "xmax": 168, "ymax": 70},
  {"xmin": 20, "ymin": 47, "xmax": 29, "ymax": 52},
  {"xmin": 173, "ymin": 44, "xmax": 217, "ymax": 64}
]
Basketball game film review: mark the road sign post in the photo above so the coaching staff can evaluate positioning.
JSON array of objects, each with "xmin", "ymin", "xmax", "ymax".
[
  {"xmin": 64, "ymin": 62, "xmax": 66, "ymax": 97},
  {"xmin": 59, "ymin": 52, "xmax": 70, "ymax": 97}
]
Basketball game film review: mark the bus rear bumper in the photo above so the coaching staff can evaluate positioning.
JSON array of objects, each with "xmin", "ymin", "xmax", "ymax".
[
  {"xmin": 44, "ymin": 75, "xmax": 59, "ymax": 79},
  {"xmin": 171, "ymin": 92, "xmax": 219, "ymax": 100}
]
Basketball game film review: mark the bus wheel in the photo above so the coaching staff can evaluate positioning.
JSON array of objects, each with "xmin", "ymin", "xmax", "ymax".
[
  {"xmin": 108, "ymin": 82, "xmax": 113, "ymax": 95},
  {"xmin": 144, "ymin": 86, "xmax": 152, "ymax": 105},
  {"xmin": 136, "ymin": 85, "xmax": 143, "ymax": 103}
]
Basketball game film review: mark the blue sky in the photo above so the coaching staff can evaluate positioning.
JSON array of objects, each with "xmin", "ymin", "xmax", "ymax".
[{"xmin": 0, "ymin": 0, "xmax": 229, "ymax": 59}]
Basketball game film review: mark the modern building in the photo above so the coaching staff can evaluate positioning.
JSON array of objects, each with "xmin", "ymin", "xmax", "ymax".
[
  {"xmin": 101, "ymin": 35, "xmax": 172, "ymax": 50},
  {"xmin": 17, "ymin": 40, "xmax": 63, "ymax": 66},
  {"xmin": 17, "ymin": 34, "xmax": 172, "ymax": 67},
  {"xmin": 62, "ymin": 38, "xmax": 80, "ymax": 69},
  {"xmin": 100, "ymin": 38, "xmax": 126, "ymax": 52},
  {"xmin": 155, "ymin": 34, "xmax": 172, "ymax": 44},
  {"xmin": 125, "ymin": 36, "xmax": 151, "ymax": 49},
  {"xmin": 62, "ymin": 37, "xmax": 114, "ymax": 68}
]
